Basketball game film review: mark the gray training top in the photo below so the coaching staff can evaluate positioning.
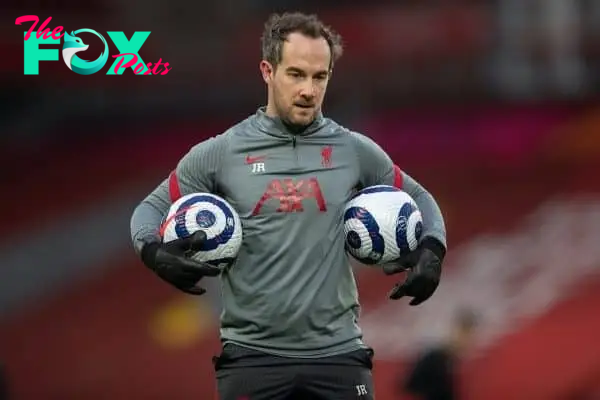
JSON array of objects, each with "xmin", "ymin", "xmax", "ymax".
[{"xmin": 131, "ymin": 107, "xmax": 446, "ymax": 358}]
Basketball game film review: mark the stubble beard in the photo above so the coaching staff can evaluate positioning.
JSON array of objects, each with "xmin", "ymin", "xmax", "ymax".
[{"xmin": 277, "ymin": 99, "xmax": 317, "ymax": 130}]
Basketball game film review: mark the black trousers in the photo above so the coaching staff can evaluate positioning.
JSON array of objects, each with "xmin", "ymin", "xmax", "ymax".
[{"xmin": 213, "ymin": 344, "xmax": 375, "ymax": 400}]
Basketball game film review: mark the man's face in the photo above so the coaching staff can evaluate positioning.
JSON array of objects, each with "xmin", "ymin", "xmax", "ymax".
[
  {"xmin": 261, "ymin": 32, "xmax": 331, "ymax": 126},
  {"xmin": 452, "ymin": 325, "xmax": 476, "ymax": 354}
]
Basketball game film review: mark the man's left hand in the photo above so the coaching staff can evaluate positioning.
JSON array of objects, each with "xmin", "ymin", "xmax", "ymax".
[{"xmin": 383, "ymin": 238, "xmax": 445, "ymax": 306}]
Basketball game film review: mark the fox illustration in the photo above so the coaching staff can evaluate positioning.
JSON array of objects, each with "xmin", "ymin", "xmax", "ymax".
[
  {"xmin": 62, "ymin": 31, "xmax": 88, "ymax": 70},
  {"xmin": 61, "ymin": 30, "xmax": 108, "ymax": 75}
]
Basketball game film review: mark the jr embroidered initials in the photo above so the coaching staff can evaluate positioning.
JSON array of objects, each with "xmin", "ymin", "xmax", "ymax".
[{"xmin": 252, "ymin": 178, "xmax": 327, "ymax": 215}]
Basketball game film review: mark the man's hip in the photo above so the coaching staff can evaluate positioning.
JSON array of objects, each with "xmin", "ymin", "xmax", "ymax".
[{"xmin": 214, "ymin": 343, "xmax": 375, "ymax": 400}]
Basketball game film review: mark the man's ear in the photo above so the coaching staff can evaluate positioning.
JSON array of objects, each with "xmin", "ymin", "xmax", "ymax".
[{"xmin": 260, "ymin": 60, "xmax": 274, "ymax": 84}]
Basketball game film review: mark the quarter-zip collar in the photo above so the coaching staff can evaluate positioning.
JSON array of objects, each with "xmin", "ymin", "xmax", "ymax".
[{"xmin": 251, "ymin": 106, "xmax": 326, "ymax": 139}]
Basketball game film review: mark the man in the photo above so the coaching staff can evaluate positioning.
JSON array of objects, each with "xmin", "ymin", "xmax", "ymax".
[
  {"xmin": 130, "ymin": 12, "xmax": 447, "ymax": 400},
  {"xmin": 402, "ymin": 309, "xmax": 478, "ymax": 400}
]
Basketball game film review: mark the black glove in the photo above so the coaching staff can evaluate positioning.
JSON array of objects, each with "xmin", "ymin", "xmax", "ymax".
[
  {"xmin": 383, "ymin": 237, "xmax": 445, "ymax": 306},
  {"xmin": 140, "ymin": 231, "xmax": 221, "ymax": 295}
]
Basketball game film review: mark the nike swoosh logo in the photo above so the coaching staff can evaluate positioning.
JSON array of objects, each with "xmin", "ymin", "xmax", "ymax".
[{"xmin": 246, "ymin": 155, "xmax": 266, "ymax": 164}]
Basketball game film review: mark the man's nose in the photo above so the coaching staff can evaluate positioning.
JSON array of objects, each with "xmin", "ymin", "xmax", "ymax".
[{"xmin": 299, "ymin": 81, "xmax": 316, "ymax": 98}]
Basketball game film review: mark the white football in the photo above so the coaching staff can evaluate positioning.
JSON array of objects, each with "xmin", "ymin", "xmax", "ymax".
[
  {"xmin": 160, "ymin": 193, "xmax": 243, "ymax": 270},
  {"xmin": 343, "ymin": 185, "xmax": 423, "ymax": 265}
]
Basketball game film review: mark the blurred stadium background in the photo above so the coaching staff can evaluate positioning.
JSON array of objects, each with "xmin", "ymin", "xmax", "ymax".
[{"xmin": 1, "ymin": 0, "xmax": 600, "ymax": 399}]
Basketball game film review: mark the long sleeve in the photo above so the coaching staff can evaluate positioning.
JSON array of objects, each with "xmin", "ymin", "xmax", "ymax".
[
  {"xmin": 351, "ymin": 131, "xmax": 447, "ymax": 249},
  {"xmin": 398, "ymin": 172, "xmax": 447, "ymax": 248},
  {"xmin": 129, "ymin": 133, "xmax": 229, "ymax": 254}
]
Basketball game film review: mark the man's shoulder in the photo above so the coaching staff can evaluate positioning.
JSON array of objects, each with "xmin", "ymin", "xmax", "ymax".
[
  {"xmin": 316, "ymin": 117, "xmax": 358, "ymax": 140},
  {"xmin": 320, "ymin": 118, "xmax": 372, "ymax": 141},
  {"xmin": 186, "ymin": 130, "xmax": 232, "ymax": 156},
  {"xmin": 187, "ymin": 118, "xmax": 254, "ymax": 151},
  {"xmin": 225, "ymin": 115, "xmax": 256, "ymax": 136},
  {"xmin": 418, "ymin": 346, "xmax": 452, "ymax": 364}
]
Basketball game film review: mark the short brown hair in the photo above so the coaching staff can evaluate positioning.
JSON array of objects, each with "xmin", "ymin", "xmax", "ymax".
[{"xmin": 261, "ymin": 12, "xmax": 343, "ymax": 71}]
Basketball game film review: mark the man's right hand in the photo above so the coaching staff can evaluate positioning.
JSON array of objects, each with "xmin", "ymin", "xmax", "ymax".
[{"xmin": 140, "ymin": 231, "xmax": 221, "ymax": 295}]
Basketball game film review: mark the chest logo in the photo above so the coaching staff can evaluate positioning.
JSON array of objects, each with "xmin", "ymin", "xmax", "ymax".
[
  {"xmin": 252, "ymin": 177, "xmax": 327, "ymax": 215},
  {"xmin": 321, "ymin": 146, "xmax": 333, "ymax": 168},
  {"xmin": 246, "ymin": 154, "xmax": 266, "ymax": 173}
]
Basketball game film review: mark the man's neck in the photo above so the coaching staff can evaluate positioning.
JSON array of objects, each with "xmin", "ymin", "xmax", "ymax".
[{"xmin": 265, "ymin": 102, "xmax": 278, "ymax": 119}]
